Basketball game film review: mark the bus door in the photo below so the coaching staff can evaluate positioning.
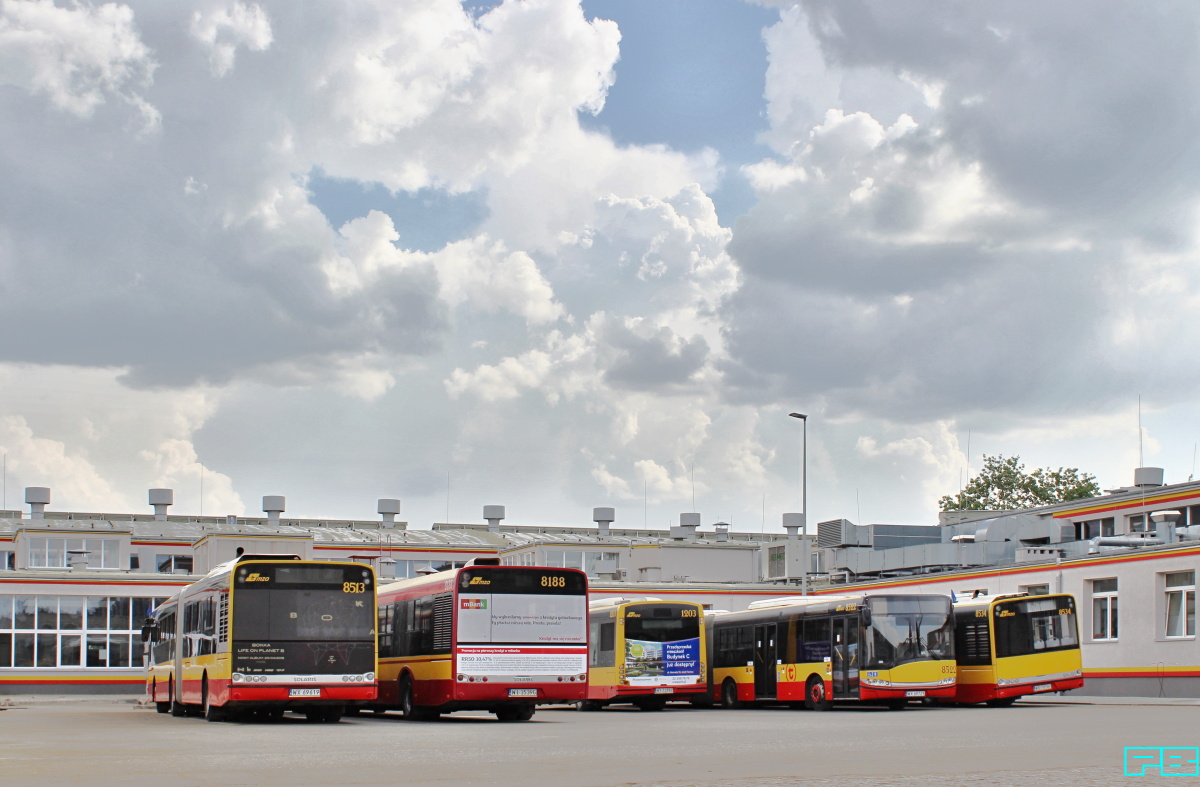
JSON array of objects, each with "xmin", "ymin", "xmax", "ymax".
[
  {"xmin": 753, "ymin": 623, "xmax": 777, "ymax": 698},
  {"xmin": 831, "ymin": 616, "xmax": 860, "ymax": 699}
]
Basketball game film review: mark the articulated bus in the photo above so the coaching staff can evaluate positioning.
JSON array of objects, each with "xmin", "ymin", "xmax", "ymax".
[
  {"xmin": 951, "ymin": 593, "xmax": 1083, "ymax": 706},
  {"xmin": 581, "ymin": 597, "xmax": 706, "ymax": 711},
  {"xmin": 145, "ymin": 555, "xmax": 377, "ymax": 723},
  {"xmin": 708, "ymin": 594, "xmax": 956, "ymax": 710},
  {"xmin": 370, "ymin": 557, "xmax": 588, "ymax": 721}
]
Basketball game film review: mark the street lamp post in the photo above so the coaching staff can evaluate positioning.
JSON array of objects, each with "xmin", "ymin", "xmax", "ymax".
[{"xmin": 788, "ymin": 412, "xmax": 808, "ymax": 594}]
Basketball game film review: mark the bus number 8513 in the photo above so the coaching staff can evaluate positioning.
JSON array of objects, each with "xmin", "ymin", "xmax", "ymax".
[{"xmin": 342, "ymin": 582, "xmax": 366, "ymax": 593}]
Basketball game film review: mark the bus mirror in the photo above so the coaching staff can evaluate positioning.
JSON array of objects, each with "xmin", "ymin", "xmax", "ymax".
[
  {"xmin": 861, "ymin": 607, "xmax": 872, "ymax": 626},
  {"xmin": 141, "ymin": 623, "xmax": 157, "ymax": 643}
]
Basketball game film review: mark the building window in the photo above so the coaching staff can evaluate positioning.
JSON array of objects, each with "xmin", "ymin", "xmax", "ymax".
[
  {"xmin": 1073, "ymin": 518, "xmax": 1114, "ymax": 540},
  {"xmin": 1091, "ymin": 578, "xmax": 1118, "ymax": 640},
  {"xmin": 1165, "ymin": 571, "xmax": 1196, "ymax": 638},
  {"xmin": 0, "ymin": 552, "xmax": 13, "ymax": 571},
  {"xmin": 0, "ymin": 594, "xmax": 166, "ymax": 668},
  {"xmin": 28, "ymin": 538, "xmax": 119, "ymax": 569},
  {"xmin": 156, "ymin": 555, "xmax": 194, "ymax": 574},
  {"xmin": 1021, "ymin": 584, "xmax": 1051, "ymax": 596},
  {"xmin": 767, "ymin": 545, "xmax": 785, "ymax": 578}
]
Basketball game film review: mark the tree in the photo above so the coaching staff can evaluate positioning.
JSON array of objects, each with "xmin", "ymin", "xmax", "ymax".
[{"xmin": 938, "ymin": 454, "xmax": 1101, "ymax": 512}]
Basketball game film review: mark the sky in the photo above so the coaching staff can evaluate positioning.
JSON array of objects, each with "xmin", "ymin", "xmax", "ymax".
[{"xmin": 2, "ymin": 0, "xmax": 1200, "ymax": 533}]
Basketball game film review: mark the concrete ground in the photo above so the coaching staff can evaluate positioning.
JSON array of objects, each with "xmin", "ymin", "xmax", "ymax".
[{"xmin": 1, "ymin": 695, "xmax": 1195, "ymax": 786}]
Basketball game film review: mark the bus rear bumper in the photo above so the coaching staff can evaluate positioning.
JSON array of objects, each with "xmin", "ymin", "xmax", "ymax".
[{"xmin": 229, "ymin": 685, "xmax": 378, "ymax": 703}]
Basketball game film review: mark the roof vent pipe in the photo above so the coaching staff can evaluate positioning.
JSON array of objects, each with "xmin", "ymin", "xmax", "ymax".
[
  {"xmin": 681, "ymin": 511, "xmax": 700, "ymax": 542},
  {"xmin": 713, "ymin": 522, "xmax": 730, "ymax": 542},
  {"xmin": 1151, "ymin": 511, "xmax": 1180, "ymax": 544},
  {"xmin": 483, "ymin": 505, "xmax": 505, "ymax": 533},
  {"xmin": 1134, "ymin": 467, "xmax": 1164, "ymax": 488},
  {"xmin": 263, "ymin": 495, "xmax": 285, "ymax": 526},
  {"xmin": 378, "ymin": 498, "xmax": 403, "ymax": 529},
  {"xmin": 25, "ymin": 487, "xmax": 50, "ymax": 520},
  {"xmin": 782, "ymin": 512, "xmax": 805, "ymax": 542},
  {"xmin": 593, "ymin": 507, "xmax": 615, "ymax": 537},
  {"xmin": 149, "ymin": 488, "xmax": 173, "ymax": 521}
]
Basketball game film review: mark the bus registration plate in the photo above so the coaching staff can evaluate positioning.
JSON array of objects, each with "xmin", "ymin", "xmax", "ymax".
[
  {"xmin": 654, "ymin": 688, "xmax": 673, "ymax": 694},
  {"xmin": 904, "ymin": 690, "xmax": 926, "ymax": 697},
  {"xmin": 508, "ymin": 688, "xmax": 538, "ymax": 698},
  {"xmin": 1033, "ymin": 683, "xmax": 1052, "ymax": 692},
  {"xmin": 289, "ymin": 688, "xmax": 321, "ymax": 698}
]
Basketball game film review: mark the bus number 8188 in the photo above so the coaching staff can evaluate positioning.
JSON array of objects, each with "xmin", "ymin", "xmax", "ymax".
[{"xmin": 541, "ymin": 576, "xmax": 566, "ymax": 588}]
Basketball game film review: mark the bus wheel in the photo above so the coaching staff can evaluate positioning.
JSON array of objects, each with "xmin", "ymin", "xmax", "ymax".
[
  {"xmin": 577, "ymin": 700, "xmax": 603, "ymax": 712},
  {"xmin": 153, "ymin": 680, "xmax": 169, "ymax": 714},
  {"xmin": 719, "ymin": 679, "xmax": 740, "ymax": 710},
  {"xmin": 169, "ymin": 679, "xmax": 186, "ymax": 717},
  {"xmin": 399, "ymin": 676, "xmax": 436, "ymax": 721},
  {"xmin": 202, "ymin": 677, "xmax": 223, "ymax": 722},
  {"xmin": 806, "ymin": 677, "xmax": 831, "ymax": 712},
  {"xmin": 884, "ymin": 699, "xmax": 907, "ymax": 711},
  {"xmin": 496, "ymin": 704, "xmax": 535, "ymax": 722},
  {"xmin": 634, "ymin": 697, "xmax": 667, "ymax": 712},
  {"xmin": 986, "ymin": 697, "xmax": 1018, "ymax": 708}
]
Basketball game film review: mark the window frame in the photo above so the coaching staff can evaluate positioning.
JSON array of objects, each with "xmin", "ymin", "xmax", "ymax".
[
  {"xmin": 1164, "ymin": 571, "xmax": 1196, "ymax": 639},
  {"xmin": 1090, "ymin": 578, "xmax": 1119, "ymax": 642}
]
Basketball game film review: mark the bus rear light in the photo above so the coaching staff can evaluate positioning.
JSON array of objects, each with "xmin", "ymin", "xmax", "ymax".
[
  {"xmin": 457, "ymin": 674, "xmax": 465, "ymax": 682},
  {"xmin": 557, "ymin": 676, "xmax": 563, "ymax": 682},
  {"xmin": 578, "ymin": 674, "xmax": 586, "ymax": 682},
  {"xmin": 481, "ymin": 677, "xmax": 488, "ymax": 682}
]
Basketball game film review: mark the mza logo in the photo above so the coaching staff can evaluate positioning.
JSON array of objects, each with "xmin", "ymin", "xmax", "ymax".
[
  {"xmin": 1124, "ymin": 747, "xmax": 1200, "ymax": 776},
  {"xmin": 461, "ymin": 599, "xmax": 487, "ymax": 610},
  {"xmin": 245, "ymin": 573, "xmax": 270, "ymax": 582},
  {"xmin": 468, "ymin": 577, "xmax": 491, "ymax": 586}
]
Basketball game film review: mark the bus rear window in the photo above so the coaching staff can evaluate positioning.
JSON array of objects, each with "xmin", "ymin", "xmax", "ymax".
[
  {"xmin": 623, "ymin": 606, "xmax": 700, "ymax": 643},
  {"xmin": 993, "ymin": 596, "xmax": 1078, "ymax": 658}
]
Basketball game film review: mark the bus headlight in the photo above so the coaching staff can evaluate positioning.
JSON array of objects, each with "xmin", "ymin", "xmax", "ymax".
[
  {"xmin": 366, "ymin": 672, "xmax": 375, "ymax": 682},
  {"xmin": 860, "ymin": 676, "xmax": 891, "ymax": 687},
  {"xmin": 232, "ymin": 673, "xmax": 245, "ymax": 683}
]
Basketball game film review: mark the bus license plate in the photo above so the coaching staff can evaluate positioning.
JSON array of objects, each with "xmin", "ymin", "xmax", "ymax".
[
  {"xmin": 508, "ymin": 688, "xmax": 537, "ymax": 698},
  {"xmin": 905, "ymin": 690, "xmax": 926, "ymax": 697},
  {"xmin": 1033, "ymin": 683, "xmax": 1052, "ymax": 692},
  {"xmin": 654, "ymin": 688, "xmax": 673, "ymax": 694},
  {"xmin": 289, "ymin": 688, "xmax": 321, "ymax": 698}
]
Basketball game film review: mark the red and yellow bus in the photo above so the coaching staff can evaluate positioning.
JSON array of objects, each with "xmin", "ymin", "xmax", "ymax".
[
  {"xmin": 371, "ymin": 558, "xmax": 588, "ymax": 721},
  {"xmin": 708, "ymin": 594, "xmax": 957, "ymax": 710},
  {"xmin": 951, "ymin": 593, "xmax": 1083, "ymax": 706},
  {"xmin": 145, "ymin": 555, "xmax": 377, "ymax": 722},
  {"xmin": 581, "ymin": 597, "xmax": 706, "ymax": 711}
]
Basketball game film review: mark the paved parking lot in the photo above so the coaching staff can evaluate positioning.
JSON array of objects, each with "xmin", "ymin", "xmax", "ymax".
[{"xmin": 1, "ymin": 696, "xmax": 1196, "ymax": 786}]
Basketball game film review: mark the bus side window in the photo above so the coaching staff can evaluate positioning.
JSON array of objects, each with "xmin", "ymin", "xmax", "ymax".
[{"xmin": 803, "ymin": 617, "xmax": 831, "ymax": 663}]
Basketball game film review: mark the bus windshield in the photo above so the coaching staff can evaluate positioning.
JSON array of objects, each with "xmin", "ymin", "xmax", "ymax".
[
  {"xmin": 623, "ymin": 606, "xmax": 700, "ymax": 644},
  {"xmin": 866, "ymin": 596, "xmax": 953, "ymax": 669},
  {"xmin": 993, "ymin": 596, "xmax": 1079, "ymax": 658}
]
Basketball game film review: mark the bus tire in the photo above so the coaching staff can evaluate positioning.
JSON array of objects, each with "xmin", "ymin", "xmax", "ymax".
[
  {"xmin": 986, "ymin": 697, "xmax": 1018, "ymax": 708},
  {"xmin": 577, "ymin": 700, "xmax": 603, "ymax": 711},
  {"xmin": 884, "ymin": 699, "xmax": 907, "ymax": 711},
  {"xmin": 153, "ymin": 680, "xmax": 169, "ymax": 713},
  {"xmin": 719, "ymin": 679, "xmax": 740, "ymax": 710},
  {"xmin": 399, "ymin": 675, "xmax": 436, "ymax": 721},
  {"xmin": 806, "ymin": 677, "xmax": 831, "ymax": 712},
  {"xmin": 203, "ymin": 677, "xmax": 223, "ymax": 722},
  {"xmin": 169, "ymin": 679, "xmax": 186, "ymax": 717},
  {"xmin": 496, "ymin": 703, "xmax": 535, "ymax": 722}
]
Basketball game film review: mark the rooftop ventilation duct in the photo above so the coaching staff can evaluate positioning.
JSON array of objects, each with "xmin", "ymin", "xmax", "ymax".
[
  {"xmin": 25, "ymin": 487, "xmax": 50, "ymax": 520},
  {"xmin": 676, "ymin": 512, "xmax": 700, "ymax": 540},
  {"xmin": 713, "ymin": 522, "xmax": 730, "ymax": 542},
  {"xmin": 483, "ymin": 505, "xmax": 505, "ymax": 533},
  {"xmin": 149, "ymin": 488, "xmax": 173, "ymax": 521},
  {"xmin": 378, "ymin": 498, "xmax": 403, "ymax": 529},
  {"xmin": 1134, "ymin": 467, "xmax": 1164, "ymax": 488},
  {"xmin": 263, "ymin": 495, "xmax": 285, "ymax": 525},
  {"xmin": 782, "ymin": 512, "xmax": 805, "ymax": 541},
  {"xmin": 593, "ymin": 507, "xmax": 614, "ymax": 537}
]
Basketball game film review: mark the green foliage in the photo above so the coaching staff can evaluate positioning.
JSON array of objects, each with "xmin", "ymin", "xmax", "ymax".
[{"xmin": 938, "ymin": 454, "xmax": 1101, "ymax": 512}]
